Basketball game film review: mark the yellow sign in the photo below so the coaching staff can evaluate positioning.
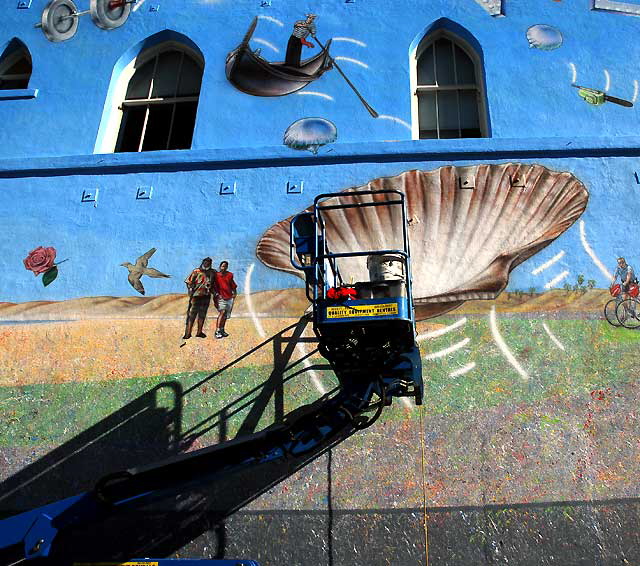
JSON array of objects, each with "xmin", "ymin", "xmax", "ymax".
[{"xmin": 326, "ymin": 303, "xmax": 399, "ymax": 319}]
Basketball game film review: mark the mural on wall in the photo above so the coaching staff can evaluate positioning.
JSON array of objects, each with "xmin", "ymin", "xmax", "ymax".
[
  {"xmin": 571, "ymin": 84, "xmax": 633, "ymax": 107},
  {"xmin": 225, "ymin": 16, "xmax": 333, "ymax": 97},
  {"xmin": 526, "ymin": 24, "xmax": 563, "ymax": 51},
  {"xmin": 226, "ymin": 15, "xmax": 378, "ymax": 117},
  {"xmin": 38, "ymin": 0, "xmax": 132, "ymax": 43},
  {"xmin": 283, "ymin": 117, "xmax": 337, "ymax": 154},
  {"xmin": 591, "ymin": 0, "xmax": 640, "ymax": 16},
  {"xmin": 604, "ymin": 256, "xmax": 640, "ymax": 328},
  {"xmin": 120, "ymin": 247, "xmax": 171, "ymax": 295},
  {"xmin": 473, "ymin": 0, "xmax": 503, "ymax": 16},
  {"xmin": 23, "ymin": 245, "xmax": 67, "ymax": 287},
  {"xmin": 256, "ymin": 164, "xmax": 590, "ymax": 320},
  {"xmin": 182, "ymin": 258, "xmax": 238, "ymax": 342}
]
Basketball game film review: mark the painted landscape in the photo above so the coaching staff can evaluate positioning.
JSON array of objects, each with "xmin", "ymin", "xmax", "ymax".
[{"xmin": 1, "ymin": 287, "xmax": 639, "ymax": 512}]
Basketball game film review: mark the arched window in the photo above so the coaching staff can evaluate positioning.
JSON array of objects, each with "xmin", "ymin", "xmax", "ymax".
[
  {"xmin": 115, "ymin": 43, "xmax": 203, "ymax": 152},
  {"xmin": 0, "ymin": 39, "xmax": 32, "ymax": 90},
  {"xmin": 412, "ymin": 30, "xmax": 487, "ymax": 139}
]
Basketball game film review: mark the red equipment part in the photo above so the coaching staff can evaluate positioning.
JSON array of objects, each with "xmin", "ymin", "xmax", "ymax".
[{"xmin": 326, "ymin": 286, "xmax": 357, "ymax": 300}]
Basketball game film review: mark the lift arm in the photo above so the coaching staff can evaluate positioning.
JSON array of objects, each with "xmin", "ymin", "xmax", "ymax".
[{"xmin": 0, "ymin": 381, "xmax": 385, "ymax": 564}]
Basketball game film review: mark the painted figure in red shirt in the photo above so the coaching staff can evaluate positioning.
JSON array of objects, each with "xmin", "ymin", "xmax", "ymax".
[{"xmin": 213, "ymin": 260, "xmax": 237, "ymax": 339}]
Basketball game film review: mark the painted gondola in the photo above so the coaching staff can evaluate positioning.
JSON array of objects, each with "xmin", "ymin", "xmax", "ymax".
[{"xmin": 225, "ymin": 17, "xmax": 333, "ymax": 97}]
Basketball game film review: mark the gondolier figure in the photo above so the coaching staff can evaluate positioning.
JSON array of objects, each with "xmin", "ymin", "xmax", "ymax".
[{"xmin": 285, "ymin": 14, "xmax": 317, "ymax": 67}]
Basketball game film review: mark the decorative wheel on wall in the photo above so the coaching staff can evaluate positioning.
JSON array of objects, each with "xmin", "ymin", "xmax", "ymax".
[
  {"xmin": 90, "ymin": 0, "xmax": 132, "ymax": 30},
  {"xmin": 41, "ymin": 0, "xmax": 79, "ymax": 42},
  {"xmin": 39, "ymin": 0, "xmax": 132, "ymax": 42}
]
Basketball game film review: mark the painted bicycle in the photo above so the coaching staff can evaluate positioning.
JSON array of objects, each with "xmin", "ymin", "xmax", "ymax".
[{"xmin": 604, "ymin": 283, "xmax": 640, "ymax": 328}]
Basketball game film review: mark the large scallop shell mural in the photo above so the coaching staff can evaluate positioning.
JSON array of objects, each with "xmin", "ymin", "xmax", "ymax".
[{"xmin": 256, "ymin": 164, "xmax": 589, "ymax": 320}]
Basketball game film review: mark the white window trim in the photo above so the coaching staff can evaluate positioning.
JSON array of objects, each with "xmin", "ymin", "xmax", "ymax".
[
  {"xmin": 96, "ymin": 40, "xmax": 204, "ymax": 154},
  {"xmin": 409, "ymin": 30, "xmax": 489, "ymax": 140}
]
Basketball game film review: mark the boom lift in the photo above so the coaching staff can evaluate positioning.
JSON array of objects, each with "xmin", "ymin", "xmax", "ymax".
[
  {"xmin": 0, "ymin": 190, "xmax": 422, "ymax": 565},
  {"xmin": 291, "ymin": 189, "xmax": 423, "ymax": 412}
]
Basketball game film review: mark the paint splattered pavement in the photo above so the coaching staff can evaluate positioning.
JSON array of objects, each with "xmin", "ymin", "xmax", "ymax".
[{"xmin": 1, "ymin": 314, "xmax": 639, "ymax": 563}]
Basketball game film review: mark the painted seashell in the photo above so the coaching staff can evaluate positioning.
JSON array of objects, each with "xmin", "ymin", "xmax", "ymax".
[
  {"xmin": 283, "ymin": 117, "xmax": 337, "ymax": 155},
  {"xmin": 257, "ymin": 164, "xmax": 589, "ymax": 320},
  {"xmin": 526, "ymin": 24, "xmax": 563, "ymax": 51}
]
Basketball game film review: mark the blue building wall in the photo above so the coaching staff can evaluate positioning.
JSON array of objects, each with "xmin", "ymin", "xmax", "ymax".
[
  {"xmin": 2, "ymin": 2, "xmax": 640, "ymax": 564},
  {"xmin": 1, "ymin": 0, "xmax": 640, "ymax": 158},
  {"xmin": 0, "ymin": 140, "xmax": 637, "ymax": 303}
]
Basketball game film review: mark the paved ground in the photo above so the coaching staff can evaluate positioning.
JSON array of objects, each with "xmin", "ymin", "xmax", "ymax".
[{"xmin": 1, "ymin": 313, "xmax": 639, "ymax": 564}]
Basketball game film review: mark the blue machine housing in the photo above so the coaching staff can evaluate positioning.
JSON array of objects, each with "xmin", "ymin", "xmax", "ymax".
[{"xmin": 290, "ymin": 189, "xmax": 423, "ymax": 406}]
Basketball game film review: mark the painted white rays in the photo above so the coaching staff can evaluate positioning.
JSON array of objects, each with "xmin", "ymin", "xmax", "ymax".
[
  {"xmin": 579, "ymin": 220, "xmax": 612, "ymax": 279},
  {"xmin": 569, "ymin": 63, "xmax": 578, "ymax": 84},
  {"xmin": 530, "ymin": 250, "xmax": 570, "ymax": 289},
  {"xmin": 244, "ymin": 263, "xmax": 325, "ymax": 395},
  {"xmin": 418, "ymin": 318, "xmax": 475, "ymax": 378},
  {"xmin": 253, "ymin": 38, "xmax": 280, "ymax": 53},
  {"xmin": 295, "ymin": 91, "xmax": 335, "ymax": 101},
  {"xmin": 424, "ymin": 338, "xmax": 470, "ymax": 360},
  {"xmin": 633, "ymin": 80, "xmax": 639, "ymax": 104},
  {"xmin": 449, "ymin": 362, "xmax": 476, "ymax": 378},
  {"xmin": 417, "ymin": 317, "xmax": 467, "ymax": 341},
  {"xmin": 531, "ymin": 251, "xmax": 565, "ymax": 275},
  {"xmin": 332, "ymin": 37, "xmax": 367, "ymax": 47},
  {"xmin": 604, "ymin": 69, "xmax": 611, "ymax": 92},
  {"xmin": 377, "ymin": 114, "xmax": 412, "ymax": 132},
  {"xmin": 489, "ymin": 306, "xmax": 530, "ymax": 380},
  {"xmin": 244, "ymin": 263, "xmax": 267, "ymax": 339},
  {"xmin": 542, "ymin": 323, "xmax": 566, "ymax": 352},
  {"xmin": 544, "ymin": 270, "xmax": 570, "ymax": 290},
  {"xmin": 334, "ymin": 56, "xmax": 369, "ymax": 69},
  {"xmin": 258, "ymin": 15, "xmax": 284, "ymax": 26}
]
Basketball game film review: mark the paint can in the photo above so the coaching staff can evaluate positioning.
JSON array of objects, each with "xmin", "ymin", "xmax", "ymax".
[{"xmin": 367, "ymin": 253, "xmax": 405, "ymax": 282}]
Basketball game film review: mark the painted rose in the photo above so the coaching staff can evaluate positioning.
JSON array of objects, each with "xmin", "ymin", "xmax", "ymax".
[{"xmin": 23, "ymin": 246, "xmax": 57, "ymax": 276}]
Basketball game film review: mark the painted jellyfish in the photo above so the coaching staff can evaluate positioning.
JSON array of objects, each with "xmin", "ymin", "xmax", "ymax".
[
  {"xmin": 526, "ymin": 24, "xmax": 563, "ymax": 51},
  {"xmin": 283, "ymin": 117, "xmax": 337, "ymax": 155}
]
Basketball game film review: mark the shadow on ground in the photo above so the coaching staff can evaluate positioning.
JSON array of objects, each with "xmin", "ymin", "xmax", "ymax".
[
  {"xmin": 0, "ymin": 316, "xmax": 344, "ymax": 564},
  {"xmin": 2, "ymin": 315, "xmax": 639, "ymax": 565}
]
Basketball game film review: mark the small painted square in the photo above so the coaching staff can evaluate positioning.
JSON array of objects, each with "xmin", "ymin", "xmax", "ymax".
[
  {"xmin": 474, "ymin": 0, "xmax": 503, "ymax": 16},
  {"xmin": 220, "ymin": 182, "xmax": 237, "ymax": 195},
  {"xmin": 149, "ymin": 4, "xmax": 160, "ymax": 12},
  {"xmin": 81, "ymin": 189, "xmax": 99, "ymax": 207},
  {"xmin": 509, "ymin": 174, "xmax": 527, "ymax": 188},
  {"xmin": 458, "ymin": 175, "xmax": 475, "ymax": 189},
  {"xmin": 17, "ymin": 0, "xmax": 32, "ymax": 8},
  {"xmin": 260, "ymin": 0, "xmax": 271, "ymax": 6},
  {"xmin": 286, "ymin": 181, "xmax": 303, "ymax": 194},
  {"xmin": 136, "ymin": 186, "xmax": 153, "ymax": 200}
]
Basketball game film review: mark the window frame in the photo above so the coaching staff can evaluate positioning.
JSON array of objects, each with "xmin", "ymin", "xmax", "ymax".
[
  {"xmin": 99, "ymin": 40, "xmax": 204, "ymax": 154},
  {"xmin": 410, "ymin": 29, "xmax": 489, "ymax": 140},
  {"xmin": 0, "ymin": 40, "xmax": 32, "ymax": 91}
]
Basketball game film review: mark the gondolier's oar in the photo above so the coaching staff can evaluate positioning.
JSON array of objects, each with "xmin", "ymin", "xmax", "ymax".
[
  {"xmin": 241, "ymin": 17, "xmax": 259, "ymax": 47},
  {"xmin": 312, "ymin": 34, "xmax": 379, "ymax": 118}
]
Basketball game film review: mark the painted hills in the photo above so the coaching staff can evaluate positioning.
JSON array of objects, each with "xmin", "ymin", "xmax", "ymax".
[{"xmin": 0, "ymin": 289, "xmax": 613, "ymax": 321}]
